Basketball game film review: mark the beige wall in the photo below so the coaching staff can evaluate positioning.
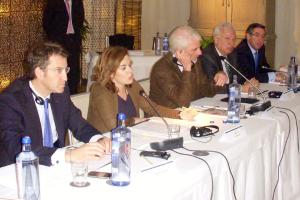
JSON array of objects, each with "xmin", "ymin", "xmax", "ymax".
[
  {"xmin": 275, "ymin": 0, "xmax": 300, "ymax": 67},
  {"xmin": 141, "ymin": 0, "xmax": 300, "ymax": 67},
  {"xmin": 141, "ymin": 0, "xmax": 190, "ymax": 49}
]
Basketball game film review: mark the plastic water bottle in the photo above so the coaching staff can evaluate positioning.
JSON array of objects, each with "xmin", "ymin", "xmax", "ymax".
[
  {"xmin": 111, "ymin": 113, "xmax": 131, "ymax": 186},
  {"xmin": 162, "ymin": 33, "xmax": 169, "ymax": 55},
  {"xmin": 287, "ymin": 56, "xmax": 298, "ymax": 93},
  {"xmin": 227, "ymin": 75, "xmax": 241, "ymax": 123},
  {"xmin": 16, "ymin": 136, "xmax": 40, "ymax": 200}
]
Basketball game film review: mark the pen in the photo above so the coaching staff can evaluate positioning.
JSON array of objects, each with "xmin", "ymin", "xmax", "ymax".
[
  {"xmin": 130, "ymin": 118, "xmax": 150, "ymax": 127},
  {"xmin": 224, "ymin": 125, "xmax": 243, "ymax": 134},
  {"xmin": 141, "ymin": 160, "xmax": 173, "ymax": 172},
  {"xmin": 257, "ymin": 90, "xmax": 268, "ymax": 95}
]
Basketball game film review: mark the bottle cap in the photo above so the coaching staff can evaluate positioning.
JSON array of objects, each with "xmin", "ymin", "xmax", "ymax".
[
  {"xmin": 118, "ymin": 113, "xmax": 126, "ymax": 120},
  {"xmin": 22, "ymin": 136, "xmax": 31, "ymax": 144}
]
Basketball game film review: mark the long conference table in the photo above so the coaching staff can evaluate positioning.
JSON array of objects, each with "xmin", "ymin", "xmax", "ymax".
[{"xmin": 0, "ymin": 83, "xmax": 299, "ymax": 200}]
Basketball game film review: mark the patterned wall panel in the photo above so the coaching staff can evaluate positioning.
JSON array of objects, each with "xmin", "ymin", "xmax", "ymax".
[
  {"xmin": 81, "ymin": 0, "xmax": 116, "ymax": 78},
  {"xmin": 0, "ymin": 0, "xmax": 140, "ymax": 89},
  {"xmin": 0, "ymin": 0, "xmax": 44, "ymax": 91},
  {"xmin": 116, "ymin": 0, "xmax": 141, "ymax": 50}
]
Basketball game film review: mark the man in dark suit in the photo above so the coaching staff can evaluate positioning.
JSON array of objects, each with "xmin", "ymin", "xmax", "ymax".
[
  {"xmin": 201, "ymin": 22, "xmax": 238, "ymax": 85},
  {"xmin": 236, "ymin": 23, "xmax": 285, "ymax": 83},
  {"xmin": 0, "ymin": 42, "xmax": 110, "ymax": 167},
  {"xmin": 43, "ymin": 0, "xmax": 84, "ymax": 94},
  {"xmin": 201, "ymin": 22, "xmax": 259, "ymax": 92}
]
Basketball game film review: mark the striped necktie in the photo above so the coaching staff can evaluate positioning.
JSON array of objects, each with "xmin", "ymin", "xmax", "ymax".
[{"xmin": 43, "ymin": 98, "xmax": 53, "ymax": 147}]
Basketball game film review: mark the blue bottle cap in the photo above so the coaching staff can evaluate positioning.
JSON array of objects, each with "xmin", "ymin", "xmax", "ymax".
[
  {"xmin": 22, "ymin": 136, "xmax": 31, "ymax": 144},
  {"xmin": 118, "ymin": 113, "xmax": 126, "ymax": 120}
]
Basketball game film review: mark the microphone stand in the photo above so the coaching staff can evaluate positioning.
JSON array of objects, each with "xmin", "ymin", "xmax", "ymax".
[
  {"xmin": 220, "ymin": 57, "xmax": 271, "ymax": 112},
  {"xmin": 139, "ymin": 90, "xmax": 183, "ymax": 151},
  {"xmin": 139, "ymin": 91, "xmax": 172, "ymax": 138}
]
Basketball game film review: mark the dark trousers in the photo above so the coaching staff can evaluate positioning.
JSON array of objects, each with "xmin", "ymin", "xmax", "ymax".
[{"xmin": 52, "ymin": 34, "xmax": 81, "ymax": 94}]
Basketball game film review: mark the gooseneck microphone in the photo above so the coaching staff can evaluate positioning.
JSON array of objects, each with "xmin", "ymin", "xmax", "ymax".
[
  {"xmin": 261, "ymin": 66, "xmax": 287, "ymax": 73},
  {"xmin": 219, "ymin": 56, "xmax": 271, "ymax": 112},
  {"xmin": 139, "ymin": 90, "xmax": 172, "ymax": 137},
  {"xmin": 139, "ymin": 90, "xmax": 183, "ymax": 151}
]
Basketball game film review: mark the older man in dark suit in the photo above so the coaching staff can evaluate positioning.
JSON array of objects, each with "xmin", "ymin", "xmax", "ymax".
[
  {"xmin": 43, "ymin": 0, "xmax": 84, "ymax": 94},
  {"xmin": 0, "ymin": 42, "xmax": 110, "ymax": 167},
  {"xmin": 201, "ymin": 22, "xmax": 259, "ymax": 92}
]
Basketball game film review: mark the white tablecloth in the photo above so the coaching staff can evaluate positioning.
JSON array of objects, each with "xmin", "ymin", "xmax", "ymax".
[{"xmin": 0, "ymin": 83, "xmax": 299, "ymax": 200}]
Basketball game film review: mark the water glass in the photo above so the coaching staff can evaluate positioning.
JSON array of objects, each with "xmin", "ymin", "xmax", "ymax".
[
  {"xmin": 248, "ymin": 86, "xmax": 257, "ymax": 99},
  {"xmin": 169, "ymin": 124, "xmax": 180, "ymax": 138},
  {"xmin": 70, "ymin": 162, "xmax": 90, "ymax": 187}
]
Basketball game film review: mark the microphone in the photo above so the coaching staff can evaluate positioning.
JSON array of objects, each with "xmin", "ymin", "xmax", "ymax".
[
  {"xmin": 219, "ymin": 56, "xmax": 271, "ymax": 112},
  {"xmin": 139, "ymin": 90, "xmax": 183, "ymax": 151},
  {"xmin": 139, "ymin": 90, "xmax": 172, "ymax": 137},
  {"xmin": 261, "ymin": 66, "xmax": 287, "ymax": 73}
]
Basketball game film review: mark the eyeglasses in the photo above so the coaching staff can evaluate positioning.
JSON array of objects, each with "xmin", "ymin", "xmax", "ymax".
[
  {"xmin": 250, "ymin": 33, "xmax": 266, "ymax": 39},
  {"xmin": 46, "ymin": 67, "xmax": 70, "ymax": 74}
]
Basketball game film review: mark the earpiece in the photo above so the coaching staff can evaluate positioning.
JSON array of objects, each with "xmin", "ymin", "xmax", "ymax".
[
  {"xmin": 190, "ymin": 125, "xmax": 219, "ymax": 138},
  {"xmin": 29, "ymin": 87, "xmax": 44, "ymax": 105}
]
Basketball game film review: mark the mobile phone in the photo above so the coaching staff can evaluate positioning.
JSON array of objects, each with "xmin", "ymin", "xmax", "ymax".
[{"xmin": 88, "ymin": 171, "xmax": 111, "ymax": 179}]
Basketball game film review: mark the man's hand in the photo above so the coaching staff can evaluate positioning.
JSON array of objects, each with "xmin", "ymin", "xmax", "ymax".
[
  {"xmin": 175, "ymin": 50, "xmax": 193, "ymax": 71},
  {"xmin": 179, "ymin": 107, "xmax": 198, "ymax": 121},
  {"xmin": 97, "ymin": 137, "xmax": 111, "ymax": 155},
  {"xmin": 66, "ymin": 142, "xmax": 107, "ymax": 163},
  {"xmin": 241, "ymin": 78, "xmax": 259, "ymax": 93},
  {"xmin": 214, "ymin": 71, "xmax": 228, "ymax": 86},
  {"xmin": 275, "ymin": 72, "xmax": 287, "ymax": 83}
]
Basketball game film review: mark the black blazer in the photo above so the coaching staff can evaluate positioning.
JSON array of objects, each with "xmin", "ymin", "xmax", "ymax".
[
  {"xmin": 43, "ymin": 0, "xmax": 84, "ymax": 46},
  {"xmin": 236, "ymin": 39, "xmax": 272, "ymax": 83},
  {"xmin": 201, "ymin": 43, "xmax": 241, "ymax": 84},
  {"xmin": 0, "ymin": 77, "xmax": 101, "ymax": 167}
]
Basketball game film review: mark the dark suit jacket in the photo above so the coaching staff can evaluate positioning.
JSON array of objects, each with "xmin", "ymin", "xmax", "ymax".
[
  {"xmin": 201, "ymin": 43, "xmax": 241, "ymax": 83},
  {"xmin": 236, "ymin": 39, "xmax": 273, "ymax": 83},
  {"xmin": 149, "ymin": 52, "xmax": 224, "ymax": 109},
  {"xmin": 43, "ymin": 0, "xmax": 84, "ymax": 48},
  {"xmin": 0, "ymin": 77, "xmax": 101, "ymax": 167}
]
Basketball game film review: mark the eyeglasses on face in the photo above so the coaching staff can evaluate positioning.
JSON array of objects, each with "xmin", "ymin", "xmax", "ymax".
[
  {"xmin": 250, "ymin": 33, "xmax": 266, "ymax": 39},
  {"xmin": 45, "ymin": 67, "xmax": 70, "ymax": 74}
]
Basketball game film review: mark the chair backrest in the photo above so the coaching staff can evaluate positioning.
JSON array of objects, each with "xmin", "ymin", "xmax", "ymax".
[
  {"xmin": 85, "ymin": 51, "xmax": 101, "ymax": 92},
  {"xmin": 70, "ymin": 92, "xmax": 90, "ymax": 119},
  {"xmin": 109, "ymin": 34, "xmax": 134, "ymax": 50},
  {"xmin": 68, "ymin": 92, "xmax": 91, "ymax": 145}
]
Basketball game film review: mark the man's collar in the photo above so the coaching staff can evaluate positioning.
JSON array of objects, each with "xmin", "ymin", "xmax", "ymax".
[
  {"xmin": 247, "ymin": 41, "xmax": 257, "ymax": 54},
  {"xmin": 29, "ymin": 81, "xmax": 50, "ymax": 100},
  {"xmin": 214, "ymin": 46, "xmax": 227, "ymax": 58}
]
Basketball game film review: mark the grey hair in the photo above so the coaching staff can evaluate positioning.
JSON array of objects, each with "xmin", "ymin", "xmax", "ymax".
[
  {"xmin": 169, "ymin": 25, "xmax": 202, "ymax": 53},
  {"xmin": 213, "ymin": 22, "xmax": 235, "ymax": 38}
]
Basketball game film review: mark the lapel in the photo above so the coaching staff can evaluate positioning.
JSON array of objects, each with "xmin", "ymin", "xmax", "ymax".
[
  {"xmin": 211, "ymin": 45, "xmax": 223, "ymax": 71},
  {"xmin": 22, "ymin": 84, "xmax": 44, "ymax": 147},
  {"xmin": 245, "ymin": 41, "xmax": 256, "ymax": 73},
  {"xmin": 49, "ymin": 93, "xmax": 65, "ymax": 147}
]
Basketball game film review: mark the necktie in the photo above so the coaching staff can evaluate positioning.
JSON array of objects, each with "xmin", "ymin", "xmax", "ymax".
[
  {"xmin": 254, "ymin": 51, "xmax": 259, "ymax": 73},
  {"xmin": 43, "ymin": 98, "xmax": 53, "ymax": 147},
  {"xmin": 65, "ymin": 0, "xmax": 75, "ymax": 34},
  {"xmin": 224, "ymin": 61, "xmax": 231, "ymax": 81}
]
